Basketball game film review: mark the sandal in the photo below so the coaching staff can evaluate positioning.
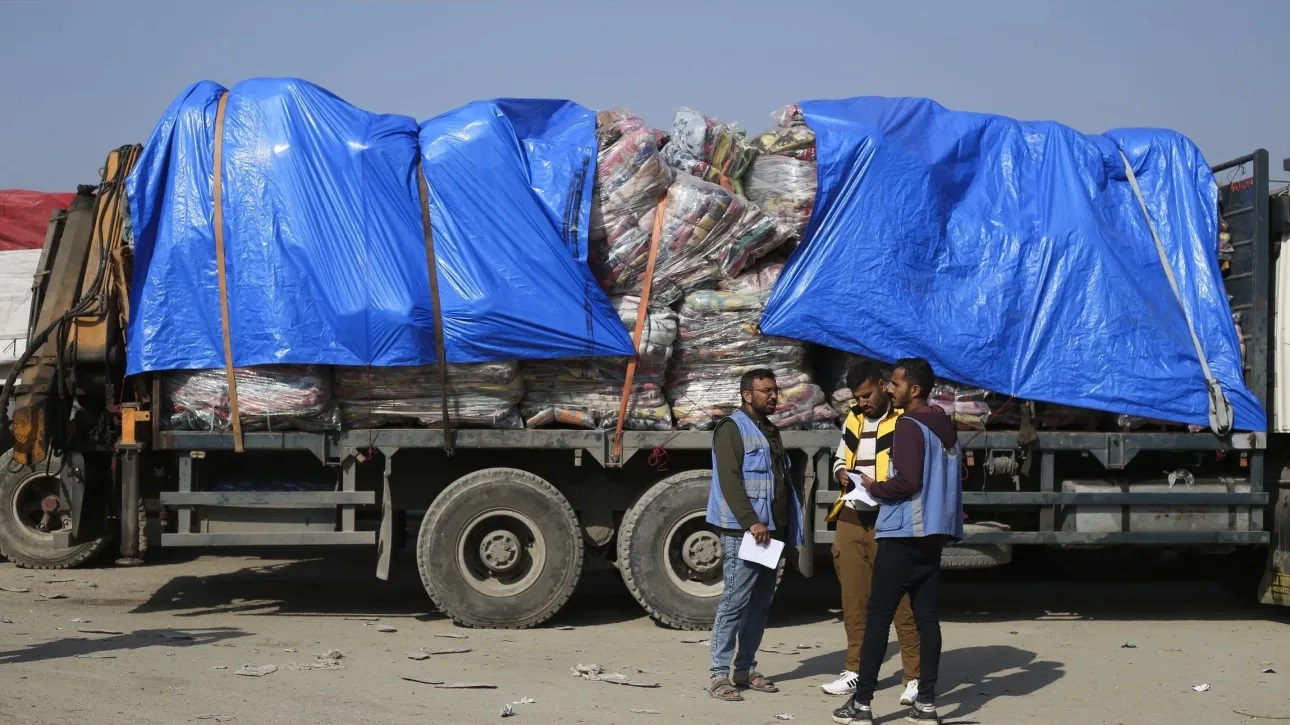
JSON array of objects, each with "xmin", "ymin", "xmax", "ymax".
[
  {"xmin": 733, "ymin": 670, "xmax": 779, "ymax": 693},
  {"xmin": 707, "ymin": 676, "xmax": 744, "ymax": 701}
]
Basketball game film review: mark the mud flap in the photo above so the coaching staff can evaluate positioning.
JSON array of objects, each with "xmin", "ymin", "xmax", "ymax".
[{"xmin": 375, "ymin": 449, "xmax": 398, "ymax": 581}]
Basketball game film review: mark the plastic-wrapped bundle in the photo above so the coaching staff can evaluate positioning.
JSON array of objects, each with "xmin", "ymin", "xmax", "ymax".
[
  {"xmin": 163, "ymin": 365, "xmax": 338, "ymax": 432},
  {"xmin": 334, "ymin": 363, "xmax": 523, "ymax": 429},
  {"xmin": 667, "ymin": 267, "xmax": 834, "ymax": 430},
  {"xmin": 930, "ymin": 383, "xmax": 992, "ymax": 431},
  {"xmin": 744, "ymin": 154, "xmax": 817, "ymax": 238},
  {"xmin": 753, "ymin": 108, "xmax": 816, "ymax": 162},
  {"xmin": 746, "ymin": 104, "xmax": 819, "ymax": 240},
  {"xmin": 659, "ymin": 108, "xmax": 757, "ymax": 192},
  {"xmin": 591, "ymin": 173, "xmax": 792, "ymax": 306},
  {"xmin": 521, "ymin": 297, "xmax": 677, "ymax": 431},
  {"xmin": 589, "ymin": 110, "xmax": 675, "ymax": 259}
]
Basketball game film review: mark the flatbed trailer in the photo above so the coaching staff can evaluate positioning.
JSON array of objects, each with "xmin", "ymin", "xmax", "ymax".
[{"xmin": 1, "ymin": 150, "xmax": 1285, "ymax": 631}]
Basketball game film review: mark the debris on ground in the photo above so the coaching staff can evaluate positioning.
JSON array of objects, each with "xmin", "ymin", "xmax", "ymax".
[
  {"xmin": 407, "ymin": 651, "xmax": 430, "ymax": 661},
  {"xmin": 0, "ymin": 585, "xmax": 31, "ymax": 593},
  {"xmin": 375, "ymin": 625, "xmax": 397, "ymax": 633},
  {"xmin": 344, "ymin": 616, "xmax": 379, "ymax": 621},
  {"xmin": 571, "ymin": 663, "xmax": 660, "ymax": 688},
  {"xmin": 1122, "ymin": 643, "xmax": 1137, "ymax": 649},
  {"xmin": 70, "ymin": 617, "xmax": 88, "ymax": 623},
  {"xmin": 78, "ymin": 627, "xmax": 124, "ymax": 635},
  {"xmin": 234, "ymin": 664, "xmax": 278, "ymax": 677},
  {"xmin": 1262, "ymin": 667, "xmax": 1276, "ymax": 674},
  {"xmin": 37, "ymin": 592, "xmax": 66, "ymax": 600},
  {"xmin": 195, "ymin": 716, "xmax": 235, "ymax": 722},
  {"xmin": 681, "ymin": 638, "xmax": 708, "ymax": 645},
  {"xmin": 774, "ymin": 715, "xmax": 795, "ymax": 721},
  {"xmin": 555, "ymin": 626, "xmax": 575, "ymax": 631},
  {"xmin": 0, "ymin": 616, "xmax": 12, "ymax": 624},
  {"xmin": 214, "ymin": 666, "xmax": 228, "ymax": 670},
  {"xmin": 758, "ymin": 646, "xmax": 798, "ymax": 655},
  {"xmin": 515, "ymin": 697, "xmax": 536, "ymax": 705},
  {"xmin": 286, "ymin": 650, "xmax": 345, "ymax": 671},
  {"xmin": 434, "ymin": 633, "xmax": 469, "ymax": 639},
  {"xmin": 1231, "ymin": 708, "xmax": 1290, "ymax": 720},
  {"xmin": 1193, "ymin": 683, "xmax": 1211, "ymax": 692},
  {"xmin": 437, "ymin": 682, "xmax": 498, "ymax": 689},
  {"xmin": 46, "ymin": 578, "xmax": 73, "ymax": 584},
  {"xmin": 401, "ymin": 676, "xmax": 445, "ymax": 685},
  {"xmin": 631, "ymin": 709, "xmax": 661, "ymax": 715},
  {"xmin": 74, "ymin": 653, "xmax": 116, "ymax": 659},
  {"xmin": 499, "ymin": 703, "xmax": 514, "ymax": 717}
]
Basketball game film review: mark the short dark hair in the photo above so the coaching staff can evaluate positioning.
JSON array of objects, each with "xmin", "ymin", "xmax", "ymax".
[
  {"xmin": 740, "ymin": 368, "xmax": 776, "ymax": 392},
  {"xmin": 845, "ymin": 358, "xmax": 887, "ymax": 391},
  {"xmin": 893, "ymin": 357, "xmax": 935, "ymax": 394}
]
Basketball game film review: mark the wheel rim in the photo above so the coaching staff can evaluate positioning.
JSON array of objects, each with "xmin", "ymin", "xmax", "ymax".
[
  {"xmin": 455, "ymin": 508, "xmax": 547, "ymax": 598},
  {"xmin": 9, "ymin": 472, "xmax": 63, "ymax": 543},
  {"xmin": 662, "ymin": 510, "xmax": 723, "ymax": 598}
]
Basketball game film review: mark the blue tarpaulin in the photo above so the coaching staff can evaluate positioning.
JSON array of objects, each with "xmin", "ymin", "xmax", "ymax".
[
  {"xmin": 758, "ymin": 97, "xmax": 1265, "ymax": 432},
  {"xmin": 125, "ymin": 78, "xmax": 634, "ymax": 375}
]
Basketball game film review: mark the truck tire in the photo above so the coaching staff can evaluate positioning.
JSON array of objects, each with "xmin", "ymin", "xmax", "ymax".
[
  {"xmin": 0, "ymin": 450, "xmax": 113, "ymax": 569},
  {"xmin": 942, "ymin": 522, "xmax": 1013, "ymax": 570},
  {"xmin": 415, "ymin": 468, "xmax": 583, "ymax": 629},
  {"xmin": 617, "ymin": 470, "xmax": 783, "ymax": 631}
]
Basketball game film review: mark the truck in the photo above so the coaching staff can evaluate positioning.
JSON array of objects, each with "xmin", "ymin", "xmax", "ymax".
[{"xmin": 1, "ymin": 142, "xmax": 1286, "ymax": 632}]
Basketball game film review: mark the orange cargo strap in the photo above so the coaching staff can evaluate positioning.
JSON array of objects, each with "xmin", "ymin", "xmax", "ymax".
[
  {"xmin": 612, "ymin": 196, "xmax": 668, "ymax": 462},
  {"xmin": 415, "ymin": 163, "xmax": 454, "ymax": 455},
  {"xmin": 211, "ymin": 92, "xmax": 244, "ymax": 453}
]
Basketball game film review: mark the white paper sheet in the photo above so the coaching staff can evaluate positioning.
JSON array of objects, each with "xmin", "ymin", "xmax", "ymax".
[
  {"xmin": 843, "ymin": 472, "xmax": 880, "ymax": 507},
  {"xmin": 737, "ymin": 531, "xmax": 784, "ymax": 568}
]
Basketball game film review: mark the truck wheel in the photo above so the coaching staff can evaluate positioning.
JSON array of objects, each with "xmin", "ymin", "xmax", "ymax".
[
  {"xmin": 0, "ymin": 450, "xmax": 113, "ymax": 569},
  {"xmin": 618, "ymin": 470, "xmax": 782, "ymax": 631},
  {"xmin": 943, "ymin": 522, "xmax": 1014, "ymax": 570},
  {"xmin": 416, "ymin": 468, "xmax": 583, "ymax": 629}
]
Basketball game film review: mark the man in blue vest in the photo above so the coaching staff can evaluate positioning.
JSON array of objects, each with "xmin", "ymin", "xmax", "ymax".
[
  {"xmin": 832, "ymin": 358, "xmax": 964, "ymax": 725},
  {"xmin": 705, "ymin": 368, "xmax": 804, "ymax": 703}
]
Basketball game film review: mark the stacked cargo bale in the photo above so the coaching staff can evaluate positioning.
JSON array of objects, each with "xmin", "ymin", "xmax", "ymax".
[
  {"xmin": 521, "ymin": 296, "xmax": 677, "ymax": 431},
  {"xmin": 658, "ymin": 107, "xmax": 758, "ymax": 193},
  {"xmin": 546, "ymin": 108, "xmax": 794, "ymax": 432},
  {"xmin": 745, "ymin": 104, "xmax": 818, "ymax": 240},
  {"xmin": 666, "ymin": 262, "xmax": 836, "ymax": 430},
  {"xmin": 162, "ymin": 365, "xmax": 339, "ymax": 432},
  {"xmin": 332, "ymin": 363, "xmax": 524, "ymax": 429},
  {"xmin": 521, "ymin": 111, "xmax": 676, "ymax": 431}
]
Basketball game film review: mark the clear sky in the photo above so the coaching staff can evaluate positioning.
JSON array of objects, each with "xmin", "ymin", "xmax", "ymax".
[{"xmin": 1, "ymin": 0, "xmax": 1286, "ymax": 191}]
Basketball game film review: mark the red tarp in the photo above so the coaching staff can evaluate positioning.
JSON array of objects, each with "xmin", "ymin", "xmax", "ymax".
[{"xmin": 0, "ymin": 190, "xmax": 74, "ymax": 251}]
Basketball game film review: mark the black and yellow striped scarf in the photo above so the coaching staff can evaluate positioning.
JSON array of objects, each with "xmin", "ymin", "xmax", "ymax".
[{"xmin": 841, "ymin": 404, "xmax": 902, "ymax": 482}]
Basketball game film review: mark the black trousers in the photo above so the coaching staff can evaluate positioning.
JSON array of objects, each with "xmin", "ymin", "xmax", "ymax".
[{"xmin": 852, "ymin": 536, "xmax": 946, "ymax": 705}]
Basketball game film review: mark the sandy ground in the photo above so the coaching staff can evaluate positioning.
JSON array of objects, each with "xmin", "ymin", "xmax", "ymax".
[{"xmin": 1, "ymin": 548, "xmax": 1287, "ymax": 725}]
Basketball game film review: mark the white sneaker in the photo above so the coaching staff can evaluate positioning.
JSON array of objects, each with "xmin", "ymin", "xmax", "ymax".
[
  {"xmin": 821, "ymin": 670, "xmax": 859, "ymax": 695},
  {"xmin": 900, "ymin": 679, "xmax": 920, "ymax": 706}
]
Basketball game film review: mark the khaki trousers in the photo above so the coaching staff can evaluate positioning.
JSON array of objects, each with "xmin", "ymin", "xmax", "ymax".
[{"xmin": 831, "ymin": 515, "xmax": 920, "ymax": 680}]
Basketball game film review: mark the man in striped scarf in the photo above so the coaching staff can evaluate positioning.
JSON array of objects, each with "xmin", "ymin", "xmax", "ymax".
[{"xmin": 819, "ymin": 359, "xmax": 920, "ymax": 706}]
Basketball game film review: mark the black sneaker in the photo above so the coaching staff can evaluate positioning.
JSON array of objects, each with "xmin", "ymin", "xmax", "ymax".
[
  {"xmin": 832, "ymin": 697, "xmax": 874, "ymax": 725},
  {"xmin": 905, "ymin": 700, "xmax": 939, "ymax": 724}
]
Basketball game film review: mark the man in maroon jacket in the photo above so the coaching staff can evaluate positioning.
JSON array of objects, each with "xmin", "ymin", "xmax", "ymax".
[{"xmin": 833, "ymin": 358, "xmax": 965, "ymax": 725}]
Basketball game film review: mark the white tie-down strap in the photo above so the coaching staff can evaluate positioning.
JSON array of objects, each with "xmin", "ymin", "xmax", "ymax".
[{"xmin": 1118, "ymin": 150, "xmax": 1235, "ymax": 436}]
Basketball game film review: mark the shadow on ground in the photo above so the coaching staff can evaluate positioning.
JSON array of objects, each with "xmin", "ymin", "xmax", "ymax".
[
  {"xmin": 109, "ymin": 544, "xmax": 1290, "ymax": 631},
  {"xmin": 0, "ymin": 626, "xmax": 246, "ymax": 666},
  {"xmin": 773, "ymin": 642, "xmax": 1063, "ymax": 724}
]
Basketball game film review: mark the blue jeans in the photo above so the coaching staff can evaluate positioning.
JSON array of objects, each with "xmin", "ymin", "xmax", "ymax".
[{"xmin": 708, "ymin": 534, "xmax": 779, "ymax": 679}]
